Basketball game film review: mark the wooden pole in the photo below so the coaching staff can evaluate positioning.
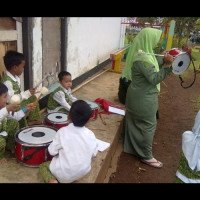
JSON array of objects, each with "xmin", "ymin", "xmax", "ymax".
[{"xmin": 71, "ymin": 67, "xmax": 111, "ymax": 94}]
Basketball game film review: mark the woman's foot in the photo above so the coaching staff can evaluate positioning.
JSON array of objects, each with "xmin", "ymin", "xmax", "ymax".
[
  {"xmin": 141, "ymin": 158, "xmax": 163, "ymax": 168},
  {"xmin": 0, "ymin": 158, "xmax": 8, "ymax": 165}
]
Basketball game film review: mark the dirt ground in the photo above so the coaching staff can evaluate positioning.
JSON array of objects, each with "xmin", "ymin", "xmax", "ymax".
[{"xmin": 108, "ymin": 68, "xmax": 200, "ymax": 183}]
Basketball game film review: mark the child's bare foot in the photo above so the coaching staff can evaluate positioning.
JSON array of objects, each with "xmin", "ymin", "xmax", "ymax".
[
  {"xmin": 48, "ymin": 179, "xmax": 58, "ymax": 183},
  {"xmin": 0, "ymin": 158, "xmax": 8, "ymax": 164},
  {"xmin": 28, "ymin": 120, "xmax": 43, "ymax": 126}
]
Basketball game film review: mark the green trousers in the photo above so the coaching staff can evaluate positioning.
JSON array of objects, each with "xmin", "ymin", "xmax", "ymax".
[
  {"xmin": 39, "ymin": 161, "xmax": 57, "ymax": 183},
  {"xmin": 0, "ymin": 118, "xmax": 19, "ymax": 160},
  {"xmin": 18, "ymin": 95, "xmax": 41, "ymax": 128},
  {"xmin": 57, "ymin": 108, "xmax": 69, "ymax": 115}
]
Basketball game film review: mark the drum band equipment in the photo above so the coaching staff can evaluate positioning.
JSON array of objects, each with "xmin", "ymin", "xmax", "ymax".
[
  {"xmin": 169, "ymin": 48, "xmax": 196, "ymax": 89},
  {"xmin": 24, "ymin": 86, "xmax": 49, "ymax": 120},
  {"xmin": 45, "ymin": 112, "xmax": 69, "ymax": 130},
  {"xmin": 138, "ymin": 48, "xmax": 196, "ymax": 89},
  {"xmin": 15, "ymin": 125, "xmax": 57, "ymax": 167},
  {"xmin": 85, "ymin": 100, "xmax": 99, "ymax": 120},
  {"xmin": 34, "ymin": 72, "xmax": 54, "ymax": 90}
]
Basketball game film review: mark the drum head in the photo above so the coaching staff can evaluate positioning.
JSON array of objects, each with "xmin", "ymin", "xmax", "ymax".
[
  {"xmin": 172, "ymin": 52, "xmax": 191, "ymax": 75},
  {"xmin": 47, "ymin": 112, "xmax": 68, "ymax": 124},
  {"xmin": 16, "ymin": 126, "xmax": 57, "ymax": 144},
  {"xmin": 85, "ymin": 100, "xmax": 98, "ymax": 109}
]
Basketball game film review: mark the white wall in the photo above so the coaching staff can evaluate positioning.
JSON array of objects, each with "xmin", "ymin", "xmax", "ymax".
[
  {"xmin": 66, "ymin": 17, "xmax": 123, "ymax": 79},
  {"xmin": 32, "ymin": 17, "xmax": 43, "ymax": 91}
]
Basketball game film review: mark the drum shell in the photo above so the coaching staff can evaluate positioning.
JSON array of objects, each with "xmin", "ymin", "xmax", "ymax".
[
  {"xmin": 15, "ymin": 142, "xmax": 52, "ymax": 167},
  {"xmin": 15, "ymin": 125, "xmax": 57, "ymax": 167},
  {"xmin": 45, "ymin": 112, "xmax": 69, "ymax": 130},
  {"xmin": 91, "ymin": 108, "xmax": 99, "ymax": 120},
  {"xmin": 45, "ymin": 120, "xmax": 69, "ymax": 130},
  {"xmin": 85, "ymin": 100, "xmax": 99, "ymax": 120}
]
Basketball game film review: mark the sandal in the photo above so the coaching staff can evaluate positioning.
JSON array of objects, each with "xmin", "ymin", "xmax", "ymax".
[{"xmin": 141, "ymin": 159, "xmax": 163, "ymax": 168}]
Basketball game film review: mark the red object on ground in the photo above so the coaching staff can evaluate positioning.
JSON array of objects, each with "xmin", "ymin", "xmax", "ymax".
[{"xmin": 94, "ymin": 98, "xmax": 123, "ymax": 114}]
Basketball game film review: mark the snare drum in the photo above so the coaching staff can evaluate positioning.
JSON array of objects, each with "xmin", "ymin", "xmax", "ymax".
[
  {"xmin": 15, "ymin": 125, "xmax": 57, "ymax": 167},
  {"xmin": 45, "ymin": 112, "xmax": 69, "ymax": 130},
  {"xmin": 169, "ymin": 48, "xmax": 191, "ymax": 75},
  {"xmin": 85, "ymin": 100, "xmax": 99, "ymax": 120}
]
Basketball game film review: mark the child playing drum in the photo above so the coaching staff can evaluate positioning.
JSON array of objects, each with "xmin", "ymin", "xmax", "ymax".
[
  {"xmin": 39, "ymin": 100, "xmax": 98, "ymax": 183},
  {"xmin": 1, "ymin": 50, "xmax": 42, "ymax": 128},
  {"xmin": 47, "ymin": 71, "xmax": 77, "ymax": 114},
  {"xmin": 0, "ymin": 83, "xmax": 36, "ymax": 164}
]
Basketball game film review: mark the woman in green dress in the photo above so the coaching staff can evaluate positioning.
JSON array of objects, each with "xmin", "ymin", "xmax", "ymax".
[{"xmin": 122, "ymin": 27, "xmax": 173, "ymax": 168}]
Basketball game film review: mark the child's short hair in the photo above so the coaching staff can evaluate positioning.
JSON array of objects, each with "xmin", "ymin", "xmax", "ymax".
[
  {"xmin": 58, "ymin": 71, "xmax": 71, "ymax": 81},
  {"xmin": 0, "ymin": 82, "xmax": 8, "ymax": 96},
  {"xmin": 4, "ymin": 50, "xmax": 25, "ymax": 71},
  {"xmin": 69, "ymin": 100, "xmax": 92, "ymax": 127}
]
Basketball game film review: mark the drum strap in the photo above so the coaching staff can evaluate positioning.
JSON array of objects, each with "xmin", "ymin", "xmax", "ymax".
[
  {"xmin": 178, "ymin": 55, "xmax": 196, "ymax": 89},
  {"xmin": 23, "ymin": 146, "xmax": 47, "ymax": 161}
]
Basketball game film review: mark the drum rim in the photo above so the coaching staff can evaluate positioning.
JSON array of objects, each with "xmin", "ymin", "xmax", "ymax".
[
  {"xmin": 45, "ymin": 112, "xmax": 68, "ymax": 124},
  {"xmin": 172, "ymin": 52, "xmax": 191, "ymax": 75},
  {"xmin": 84, "ymin": 100, "xmax": 99, "ymax": 109},
  {"xmin": 15, "ymin": 125, "xmax": 57, "ymax": 146}
]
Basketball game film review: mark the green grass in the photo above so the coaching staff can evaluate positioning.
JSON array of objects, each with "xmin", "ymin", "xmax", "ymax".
[{"xmin": 180, "ymin": 48, "xmax": 200, "ymax": 78}]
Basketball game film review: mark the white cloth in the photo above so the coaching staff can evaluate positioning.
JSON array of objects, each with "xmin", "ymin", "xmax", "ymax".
[
  {"xmin": 176, "ymin": 171, "xmax": 200, "ymax": 183},
  {"xmin": 48, "ymin": 123, "xmax": 98, "ymax": 183},
  {"xmin": 0, "ymin": 107, "xmax": 25, "ymax": 136},
  {"xmin": 47, "ymin": 85, "xmax": 77, "ymax": 113},
  {"xmin": 0, "ymin": 107, "xmax": 25, "ymax": 123},
  {"xmin": 3, "ymin": 71, "xmax": 31, "ymax": 103},
  {"xmin": 182, "ymin": 110, "xmax": 200, "ymax": 171}
]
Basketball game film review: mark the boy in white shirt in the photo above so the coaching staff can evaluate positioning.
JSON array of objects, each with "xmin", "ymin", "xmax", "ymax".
[
  {"xmin": 39, "ymin": 100, "xmax": 98, "ymax": 183},
  {"xmin": 1, "ymin": 50, "xmax": 42, "ymax": 128},
  {"xmin": 47, "ymin": 71, "xmax": 77, "ymax": 114},
  {"xmin": 0, "ymin": 83, "xmax": 36, "ymax": 164}
]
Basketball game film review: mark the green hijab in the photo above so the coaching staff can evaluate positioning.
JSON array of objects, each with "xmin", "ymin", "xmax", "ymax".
[{"xmin": 121, "ymin": 27, "xmax": 162, "ymax": 91}]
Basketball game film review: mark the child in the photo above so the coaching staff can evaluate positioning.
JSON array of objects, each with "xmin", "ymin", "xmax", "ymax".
[
  {"xmin": 39, "ymin": 100, "xmax": 98, "ymax": 183},
  {"xmin": 174, "ymin": 110, "xmax": 200, "ymax": 183},
  {"xmin": 1, "ymin": 50, "xmax": 42, "ymax": 128},
  {"xmin": 47, "ymin": 71, "xmax": 77, "ymax": 114},
  {"xmin": 0, "ymin": 82, "xmax": 36, "ymax": 164}
]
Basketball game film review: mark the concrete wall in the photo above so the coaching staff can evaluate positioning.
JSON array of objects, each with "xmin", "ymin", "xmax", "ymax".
[
  {"xmin": 66, "ymin": 17, "xmax": 123, "ymax": 79},
  {"xmin": 30, "ymin": 17, "xmax": 124, "ymax": 90},
  {"xmin": 42, "ymin": 17, "xmax": 61, "ymax": 87},
  {"xmin": 32, "ymin": 17, "xmax": 43, "ymax": 91}
]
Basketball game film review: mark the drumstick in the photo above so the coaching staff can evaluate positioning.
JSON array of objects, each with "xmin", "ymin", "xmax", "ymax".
[
  {"xmin": 34, "ymin": 74, "xmax": 49, "ymax": 90},
  {"xmin": 158, "ymin": 91, "xmax": 168, "ymax": 96},
  {"xmin": 138, "ymin": 50, "xmax": 164, "ymax": 57},
  {"xmin": 24, "ymin": 87, "xmax": 49, "ymax": 120},
  {"xmin": 99, "ymin": 113, "xmax": 106, "ymax": 125},
  {"xmin": 162, "ymin": 81, "xmax": 167, "ymax": 88}
]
